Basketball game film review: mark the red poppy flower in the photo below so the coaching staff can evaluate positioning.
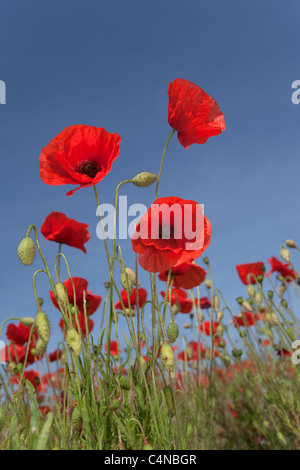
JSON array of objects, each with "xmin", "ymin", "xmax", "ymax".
[
  {"xmin": 39, "ymin": 125, "xmax": 121, "ymax": 196},
  {"xmin": 168, "ymin": 78, "xmax": 225, "ymax": 149},
  {"xmin": 236, "ymin": 262, "xmax": 265, "ymax": 285},
  {"xmin": 233, "ymin": 312, "xmax": 259, "ymax": 328},
  {"xmin": 6, "ymin": 322, "xmax": 37, "ymax": 345},
  {"xmin": 196, "ymin": 297, "xmax": 212, "ymax": 309},
  {"xmin": 158, "ymin": 261, "xmax": 206, "ymax": 289},
  {"xmin": 40, "ymin": 406, "xmax": 51, "ymax": 415},
  {"xmin": 48, "ymin": 349, "xmax": 62, "ymax": 362},
  {"xmin": 1, "ymin": 344, "xmax": 25, "ymax": 363},
  {"xmin": 131, "ymin": 196, "xmax": 212, "ymax": 273},
  {"xmin": 50, "ymin": 277, "xmax": 101, "ymax": 316},
  {"xmin": 199, "ymin": 321, "xmax": 219, "ymax": 335},
  {"xmin": 114, "ymin": 288, "xmax": 147, "ymax": 310},
  {"xmin": 276, "ymin": 348, "xmax": 291, "ymax": 357},
  {"xmin": 267, "ymin": 257, "xmax": 297, "ymax": 282},
  {"xmin": 228, "ymin": 403, "xmax": 239, "ymax": 419},
  {"xmin": 58, "ymin": 314, "xmax": 94, "ymax": 337},
  {"xmin": 105, "ymin": 341, "xmax": 120, "ymax": 356},
  {"xmin": 160, "ymin": 288, "xmax": 193, "ymax": 314},
  {"xmin": 41, "ymin": 212, "xmax": 90, "ymax": 253},
  {"xmin": 11, "ymin": 370, "xmax": 41, "ymax": 390}
]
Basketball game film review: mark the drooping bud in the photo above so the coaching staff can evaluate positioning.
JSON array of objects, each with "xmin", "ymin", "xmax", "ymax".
[
  {"xmin": 280, "ymin": 246, "xmax": 291, "ymax": 263},
  {"xmin": 17, "ymin": 237, "xmax": 36, "ymax": 266},
  {"xmin": 271, "ymin": 313, "xmax": 280, "ymax": 326},
  {"xmin": 204, "ymin": 279, "xmax": 212, "ymax": 289},
  {"xmin": 257, "ymin": 275, "xmax": 264, "ymax": 284},
  {"xmin": 281, "ymin": 299, "xmax": 288, "ymax": 309},
  {"xmin": 35, "ymin": 339, "xmax": 47, "ymax": 356},
  {"xmin": 167, "ymin": 322, "xmax": 179, "ymax": 343},
  {"xmin": 120, "ymin": 271, "xmax": 132, "ymax": 294},
  {"xmin": 172, "ymin": 303, "xmax": 180, "ymax": 315},
  {"xmin": 212, "ymin": 294, "xmax": 220, "ymax": 311},
  {"xmin": 66, "ymin": 328, "xmax": 82, "ymax": 357},
  {"xmin": 242, "ymin": 301, "xmax": 252, "ymax": 312},
  {"xmin": 203, "ymin": 257, "xmax": 209, "ymax": 265},
  {"xmin": 254, "ymin": 292, "xmax": 262, "ymax": 305},
  {"xmin": 232, "ymin": 349, "xmax": 243, "ymax": 358},
  {"xmin": 125, "ymin": 267, "xmax": 140, "ymax": 287},
  {"xmin": 160, "ymin": 343, "xmax": 175, "ymax": 372},
  {"xmin": 20, "ymin": 317, "xmax": 35, "ymax": 327},
  {"xmin": 163, "ymin": 385, "xmax": 175, "ymax": 410},
  {"xmin": 216, "ymin": 310, "xmax": 224, "ymax": 322},
  {"xmin": 132, "ymin": 172, "xmax": 157, "ymax": 187},
  {"xmin": 35, "ymin": 311, "xmax": 50, "ymax": 344},
  {"xmin": 286, "ymin": 239, "xmax": 297, "ymax": 249},
  {"xmin": 55, "ymin": 282, "xmax": 68, "ymax": 306},
  {"xmin": 236, "ymin": 297, "xmax": 243, "ymax": 305},
  {"xmin": 279, "ymin": 284, "xmax": 286, "ymax": 296},
  {"xmin": 121, "ymin": 308, "xmax": 136, "ymax": 317},
  {"xmin": 215, "ymin": 324, "xmax": 224, "ymax": 337},
  {"xmin": 72, "ymin": 407, "xmax": 83, "ymax": 432},
  {"xmin": 268, "ymin": 290, "xmax": 274, "ymax": 300},
  {"xmin": 247, "ymin": 284, "xmax": 255, "ymax": 298}
]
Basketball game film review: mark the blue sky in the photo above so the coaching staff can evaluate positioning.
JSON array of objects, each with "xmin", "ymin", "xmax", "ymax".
[{"xmin": 1, "ymin": 0, "xmax": 300, "ymax": 355}]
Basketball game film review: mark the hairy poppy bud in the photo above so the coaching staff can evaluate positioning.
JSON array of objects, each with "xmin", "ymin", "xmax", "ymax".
[
  {"xmin": 17, "ymin": 237, "xmax": 36, "ymax": 266},
  {"xmin": 213, "ymin": 295, "xmax": 220, "ymax": 311},
  {"xmin": 257, "ymin": 275, "xmax": 264, "ymax": 284},
  {"xmin": 35, "ymin": 311, "xmax": 50, "ymax": 344},
  {"xmin": 72, "ymin": 407, "xmax": 83, "ymax": 432},
  {"xmin": 35, "ymin": 339, "xmax": 47, "ymax": 356},
  {"xmin": 55, "ymin": 282, "xmax": 68, "ymax": 306},
  {"xmin": 172, "ymin": 303, "xmax": 180, "ymax": 315},
  {"xmin": 125, "ymin": 267, "xmax": 140, "ymax": 287},
  {"xmin": 247, "ymin": 284, "xmax": 255, "ymax": 298},
  {"xmin": 215, "ymin": 324, "xmax": 224, "ymax": 337},
  {"xmin": 204, "ymin": 279, "xmax": 212, "ymax": 289},
  {"xmin": 163, "ymin": 385, "xmax": 175, "ymax": 410},
  {"xmin": 232, "ymin": 349, "xmax": 243, "ymax": 358},
  {"xmin": 160, "ymin": 343, "xmax": 175, "ymax": 372},
  {"xmin": 167, "ymin": 322, "xmax": 179, "ymax": 343},
  {"xmin": 20, "ymin": 317, "xmax": 35, "ymax": 327},
  {"xmin": 118, "ymin": 376, "xmax": 130, "ymax": 391},
  {"xmin": 66, "ymin": 328, "xmax": 82, "ymax": 357},
  {"xmin": 286, "ymin": 327, "xmax": 295, "ymax": 342},
  {"xmin": 0, "ymin": 406, "xmax": 5, "ymax": 432},
  {"xmin": 271, "ymin": 313, "xmax": 280, "ymax": 326},
  {"xmin": 280, "ymin": 247, "xmax": 290, "ymax": 263},
  {"xmin": 132, "ymin": 172, "xmax": 157, "ymax": 187},
  {"xmin": 242, "ymin": 301, "xmax": 252, "ymax": 312},
  {"xmin": 216, "ymin": 310, "xmax": 224, "ymax": 322},
  {"xmin": 286, "ymin": 239, "xmax": 297, "ymax": 249},
  {"xmin": 120, "ymin": 271, "xmax": 132, "ymax": 294},
  {"xmin": 121, "ymin": 308, "xmax": 136, "ymax": 317},
  {"xmin": 70, "ymin": 304, "xmax": 79, "ymax": 317},
  {"xmin": 254, "ymin": 292, "xmax": 262, "ymax": 305}
]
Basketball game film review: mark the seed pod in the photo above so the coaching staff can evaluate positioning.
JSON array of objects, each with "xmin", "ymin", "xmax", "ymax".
[
  {"xmin": 216, "ymin": 310, "xmax": 224, "ymax": 322},
  {"xmin": 232, "ymin": 349, "xmax": 243, "ymax": 358},
  {"xmin": 203, "ymin": 257, "xmax": 209, "ymax": 265},
  {"xmin": 35, "ymin": 339, "xmax": 46, "ymax": 356},
  {"xmin": 280, "ymin": 247, "xmax": 290, "ymax": 263},
  {"xmin": 132, "ymin": 172, "xmax": 157, "ymax": 187},
  {"xmin": 254, "ymin": 292, "xmax": 262, "ymax": 305},
  {"xmin": 120, "ymin": 271, "xmax": 132, "ymax": 294},
  {"xmin": 17, "ymin": 237, "xmax": 36, "ymax": 266},
  {"xmin": 118, "ymin": 376, "xmax": 130, "ymax": 391},
  {"xmin": 125, "ymin": 267, "xmax": 140, "ymax": 287},
  {"xmin": 163, "ymin": 385, "xmax": 175, "ymax": 410},
  {"xmin": 72, "ymin": 407, "xmax": 83, "ymax": 432},
  {"xmin": 204, "ymin": 279, "xmax": 212, "ymax": 289},
  {"xmin": 0, "ymin": 406, "xmax": 5, "ymax": 432},
  {"xmin": 66, "ymin": 328, "xmax": 82, "ymax": 357},
  {"xmin": 286, "ymin": 239, "xmax": 297, "ymax": 249},
  {"xmin": 20, "ymin": 317, "xmax": 35, "ymax": 327},
  {"xmin": 35, "ymin": 311, "xmax": 50, "ymax": 344},
  {"xmin": 242, "ymin": 301, "xmax": 252, "ymax": 312},
  {"xmin": 167, "ymin": 322, "xmax": 179, "ymax": 343},
  {"xmin": 160, "ymin": 343, "xmax": 175, "ymax": 372},
  {"xmin": 247, "ymin": 284, "xmax": 255, "ymax": 298},
  {"xmin": 55, "ymin": 282, "xmax": 68, "ymax": 306}
]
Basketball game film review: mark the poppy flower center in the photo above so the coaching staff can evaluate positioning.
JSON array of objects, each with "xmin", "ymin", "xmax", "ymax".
[
  {"xmin": 78, "ymin": 161, "xmax": 98, "ymax": 179},
  {"xmin": 159, "ymin": 224, "xmax": 175, "ymax": 240}
]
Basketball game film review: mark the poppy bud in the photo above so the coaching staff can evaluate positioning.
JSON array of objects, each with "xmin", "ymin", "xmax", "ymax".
[
  {"xmin": 163, "ymin": 385, "xmax": 175, "ymax": 411},
  {"xmin": 268, "ymin": 290, "xmax": 274, "ymax": 300},
  {"xmin": 183, "ymin": 323, "xmax": 192, "ymax": 329},
  {"xmin": 72, "ymin": 407, "xmax": 83, "ymax": 432},
  {"xmin": 204, "ymin": 279, "xmax": 212, "ymax": 289},
  {"xmin": 236, "ymin": 297, "xmax": 243, "ymax": 305},
  {"xmin": 55, "ymin": 282, "xmax": 68, "ymax": 306},
  {"xmin": 218, "ymin": 339, "xmax": 226, "ymax": 348},
  {"xmin": 247, "ymin": 284, "xmax": 255, "ymax": 298},
  {"xmin": 35, "ymin": 311, "xmax": 50, "ymax": 344},
  {"xmin": 70, "ymin": 304, "xmax": 79, "ymax": 316},
  {"xmin": 280, "ymin": 247, "xmax": 290, "ymax": 263},
  {"xmin": 125, "ymin": 267, "xmax": 140, "ymax": 287},
  {"xmin": 17, "ymin": 236, "xmax": 36, "ymax": 266},
  {"xmin": 232, "ymin": 349, "xmax": 243, "ymax": 358},
  {"xmin": 215, "ymin": 324, "xmax": 224, "ymax": 337},
  {"xmin": 118, "ymin": 376, "xmax": 130, "ymax": 391},
  {"xmin": 172, "ymin": 303, "xmax": 181, "ymax": 315},
  {"xmin": 203, "ymin": 257, "xmax": 209, "ymax": 265},
  {"xmin": 257, "ymin": 275, "xmax": 264, "ymax": 284},
  {"xmin": 66, "ymin": 328, "xmax": 82, "ymax": 357},
  {"xmin": 286, "ymin": 327, "xmax": 295, "ymax": 342},
  {"xmin": 120, "ymin": 271, "xmax": 132, "ymax": 294},
  {"xmin": 160, "ymin": 343, "xmax": 175, "ymax": 372},
  {"xmin": 271, "ymin": 313, "xmax": 280, "ymax": 326},
  {"xmin": 0, "ymin": 406, "xmax": 5, "ymax": 432},
  {"xmin": 212, "ymin": 295, "xmax": 220, "ymax": 311},
  {"xmin": 239, "ymin": 331, "xmax": 247, "ymax": 339},
  {"xmin": 38, "ymin": 298, "xmax": 44, "ymax": 307},
  {"xmin": 286, "ymin": 239, "xmax": 297, "ymax": 249},
  {"xmin": 279, "ymin": 284, "xmax": 286, "ymax": 296},
  {"xmin": 20, "ymin": 317, "xmax": 35, "ymax": 327},
  {"xmin": 121, "ymin": 308, "xmax": 136, "ymax": 317},
  {"xmin": 167, "ymin": 322, "xmax": 179, "ymax": 343},
  {"xmin": 216, "ymin": 310, "xmax": 224, "ymax": 322},
  {"xmin": 104, "ymin": 281, "xmax": 110, "ymax": 289},
  {"xmin": 254, "ymin": 292, "xmax": 262, "ymax": 305},
  {"xmin": 281, "ymin": 299, "xmax": 288, "ymax": 309},
  {"xmin": 35, "ymin": 339, "xmax": 46, "ymax": 356},
  {"xmin": 242, "ymin": 301, "xmax": 252, "ymax": 312},
  {"xmin": 15, "ymin": 363, "xmax": 23, "ymax": 373},
  {"xmin": 132, "ymin": 172, "xmax": 157, "ymax": 187}
]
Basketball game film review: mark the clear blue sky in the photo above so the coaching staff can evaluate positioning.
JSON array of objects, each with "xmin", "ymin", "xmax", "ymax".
[{"xmin": 1, "ymin": 0, "xmax": 300, "ymax": 354}]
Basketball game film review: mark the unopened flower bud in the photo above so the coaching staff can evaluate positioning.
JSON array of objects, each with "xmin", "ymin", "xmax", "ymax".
[
  {"xmin": 247, "ymin": 284, "xmax": 255, "ymax": 298},
  {"xmin": 203, "ymin": 257, "xmax": 209, "ymax": 265},
  {"xmin": 286, "ymin": 327, "xmax": 295, "ymax": 342},
  {"xmin": 35, "ymin": 339, "xmax": 47, "ymax": 356},
  {"xmin": 281, "ymin": 299, "xmax": 288, "ymax": 309},
  {"xmin": 163, "ymin": 385, "xmax": 175, "ymax": 410},
  {"xmin": 286, "ymin": 239, "xmax": 297, "ymax": 249},
  {"xmin": 239, "ymin": 331, "xmax": 247, "ymax": 339},
  {"xmin": 20, "ymin": 317, "xmax": 35, "ymax": 327},
  {"xmin": 160, "ymin": 343, "xmax": 175, "ymax": 372},
  {"xmin": 120, "ymin": 271, "xmax": 132, "ymax": 294},
  {"xmin": 121, "ymin": 308, "xmax": 136, "ymax": 317},
  {"xmin": 35, "ymin": 311, "xmax": 50, "ymax": 344},
  {"xmin": 232, "ymin": 349, "xmax": 243, "ymax": 358},
  {"xmin": 172, "ymin": 303, "xmax": 180, "ymax": 315},
  {"xmin": 268, "ymin": 290, "xmax": 274, "ymax": 300},
  {"xmin": 271, "ymin": 313, "xmax": 280, "ymax": 326},
  {"xmin": 143, "ymin": 443, "xmax": 154, "ymax": 450},
  {"xmin": 242, "ymin": 301, "xmax": 252, "ymax": 312},
  {"xmin": 204, "ymin": 279, "xmax": 212, "ymax": 289},
  {"xmin": 167, "ymin": 322, "xmax": 179, "ymax": 343},
  {"xmin": 17, "ymin": 237, "xmax": 36, "ymax": 266},
  {"xmin": 213, "ymin": 294, "xmax": 220, "ymax": 311},
  {"xmin": 55, "ymin": 282, "xmax": 68, "ymax": 306},
  {"xmin": 70, "ymin": 304, "xmax": 79, "ymax": 316},
  {"xmin": 257, "ymin": 275, "xmax": 264, "ymax": 284},
  {"xmin": 66, "ymin": 328, "xmax": 82, "ymax": 357},
  {"xmin": 236, "ymin": 297, "xmax": 243, "ymax": 305},
  {"xmin": 280, "ymin": 247, "xmax": 290, "ymax": 263},
  {"xmin": 215, "ymin": 324, "xmax": 224, "ymax": 337},
  {"xmin": 125, "ymin": 267, "xmax": 140, "ymax": 287},
  {"xmin": 132, "ymin": 172, "xmax": 157, "ymax": 187},
  {"xmin": 183, "ymin": 323, "xmax": 192, "ymax": 329},
  {"xmin": 109, "ymin": 398, "xmax": 121, "ymax": 412},
  {"xmin": 254, "ymin": 292, "xmax": 262, "ymax": 305},
  {"xmin": 216, "ymin": 310, "xmax": 224, "ymax": 322},
  {"xmin": 185, "ymin": 422, "xmax": 193, "ymax": 442}
]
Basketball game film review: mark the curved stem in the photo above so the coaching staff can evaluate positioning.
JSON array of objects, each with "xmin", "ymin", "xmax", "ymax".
[{"xmin": 155, "ymin": 129, "xmax": 175, "ymax": 199}]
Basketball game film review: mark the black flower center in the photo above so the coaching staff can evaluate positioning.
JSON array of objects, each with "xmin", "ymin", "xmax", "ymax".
[{"xmin": 78, "ymin": 161, "xmax": 98, "ymax": 179}]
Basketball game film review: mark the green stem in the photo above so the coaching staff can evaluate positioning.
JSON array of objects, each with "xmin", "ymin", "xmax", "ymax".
[{"xmin": 155, "ymin": 129, "xmax": 175, "ymax": 199}]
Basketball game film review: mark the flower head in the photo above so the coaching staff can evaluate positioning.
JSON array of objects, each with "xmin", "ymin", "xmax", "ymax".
[
  {"xmin": 41, "ymin": 212, "xmax": 90, "ymax": 253},
  {"xmin": 236, "ymin": 262, "xmax": 265, "ymax": 285},
  {"xmin": 158, "ymin": 261, "xmax": 206, "ymax": 289},
  {"xmin": 50, "ymin": 277, "xmax": 101, "ymax": 316}
]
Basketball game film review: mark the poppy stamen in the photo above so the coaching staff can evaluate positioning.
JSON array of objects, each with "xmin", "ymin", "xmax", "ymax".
[{"xmin": 78, "ymin": 161, "xmax": 98, "ymax": 179}]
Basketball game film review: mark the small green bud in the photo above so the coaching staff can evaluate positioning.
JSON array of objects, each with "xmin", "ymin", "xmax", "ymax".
[
  {"xmin": 70, "ymin": 304, "xmax": 79, "ymax": 316},
  {"xmin": 232, "ymin": 349, "xmax": 243, "ymax": 358},
  {"xmin": 38, "ymin": 298, "xmax": 43, "ymax": 307},
  {"xmin": 236, "ymin": 297, "xmax": 243, "ymax": 305},
  {"xmin": 17, "ymin": 237, "xmax": 36, "ymax": 266},
  {"xmin": 268, "ymin": 290, "xmax": 274, "ymax": 299},
  {"xmin": 20, "ymin": 317, "xmax": 35, "ymax": 327},
  {"xmin": 204, "ymin": 279, "xmax": 212, "ymax": 289},
  {"xmin": 172, "ymin": 303, "xmax": 180, "ymax": 315},
  {"xmin": 143, "ymin": 443, "xmax": 154, "ymax": 450},
  {"xmin": 132, "ymin": 172, "xmax": 157, "ymax": 187},
  {"xmin": 160, "ymin": 343, "xmax": 175, "ymax": 372},
  {"xmin": 163, "ymin": 385, "xmax": 175, "ymax": 410},
  {"xmin": 203, "ymin": 257, "xmax": 209, "ymax": 265},
  {"xmin": 213, "ymin": 294, "xmax": 220, "ymax": 311},
  {"xmin": 55, "ymin": 282, "xmax": 68, "ymax": 306},
  {"xmin": 35, "ymin": 339, "xmax": 46, "ymax": 356},
  {"xmin": 257, "ymin": 275, "xmax": 264, "ymax": 284},
  {"xmin": 35, "ymin": 311, "xmax": 50, "ymax": 344},
  {"xmin": 167, "ymin": 322, "xmax": 179, "ymax": 343},
  {"xmin": 286, "ymin": 327, "xmax": 295, "ymax": 342},
  {"xmin": 216, "ymin": 310, "xmax": 224, "ymax": 322},
  {"xmin": 239, "ymin": 331, "xmax": 247, "ymax": 339},
  {"xmin": 281, "ymin": 299, "xmax": 288, "ymax": 309},
  {"xmin": 66, "ymin": 328, "xmax": 82, "ymax": 357},
  {"xmin": 120, "ymin": 271, "xmax": 132, "ymax": 294}
]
